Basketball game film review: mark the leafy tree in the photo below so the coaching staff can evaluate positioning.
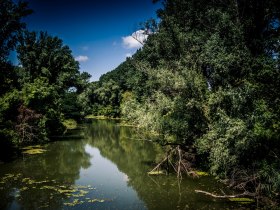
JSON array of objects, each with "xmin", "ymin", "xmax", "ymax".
[
  {"xmin": 101, "ymin": 0, "xmax": 280, "ymax": 202},
  {"xmin": 0, "ymin": 0, "xmax": 32, "ymax": 159},
  {"xmin": 0, "ymin": 89, "xmax": 21, "ymax": 146},
  {"xmin": 62, "ymin": 91, "xmax": 82, "ymax": 121},
  {"xmin": 0, "ymin": 1, "xmax": 91, "ymax": 159},
  {"xmin": 76, "ymin": 71, "xmax": 91, "ymax": 93},
  {"xmin": 91, "ymin": 79, "xmax": 122, "ymax": 117},
  {"xmin": 0, "ymin": 0, "xmax": 32, "ymax": 95},
  {"xmin": 17, "ymin": 31, "xmax": 87, "ymax": 136},
  {"xmin": 20, "ymin": 76, "xmax": 63, "ymax": 136},
  {"xmin": 0, "ymin": 0, "xmax": 32, "ymax": 62},
  {"xmin": 17, "ymin": 31, "xmax": 80, "ymax": 91}
]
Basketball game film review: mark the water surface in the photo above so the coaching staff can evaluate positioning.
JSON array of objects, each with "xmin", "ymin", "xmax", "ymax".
[{"xmin": 0, "ymin": 120, "xmax": 252, "ymax": 209}]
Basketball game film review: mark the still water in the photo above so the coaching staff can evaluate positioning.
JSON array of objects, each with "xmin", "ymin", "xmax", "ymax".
[{"xmin": 0, "ymin": 120, "xmax": 252, "ymax": 209}]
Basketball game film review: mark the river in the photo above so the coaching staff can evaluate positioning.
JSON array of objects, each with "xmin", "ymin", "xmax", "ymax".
[{"xmin": 0, "ymin": 119, "xmax": 253, "ymax": 209}]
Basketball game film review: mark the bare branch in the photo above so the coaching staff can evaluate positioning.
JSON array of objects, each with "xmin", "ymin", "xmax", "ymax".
[{"xmin": 195, "ymin": 190, "xmax": 256, "ymax": 198}]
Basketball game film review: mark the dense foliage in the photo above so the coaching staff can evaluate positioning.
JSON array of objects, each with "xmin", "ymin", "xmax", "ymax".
[
  {"xmin": 0, "ymin": 0, "xmax": 90, "ymax": 160},
  {"xmin": 1, "ymin": 0, "xmax": 279, "ymax": 204},
  {"xmin": 87, "ymin": 0, "xmax": 280, "ymax": 203}
]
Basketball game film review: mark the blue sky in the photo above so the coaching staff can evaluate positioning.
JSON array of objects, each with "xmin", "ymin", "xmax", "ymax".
[{"xmin": 22, "ymin": 0, "xmax": 160, "ymax": 81}]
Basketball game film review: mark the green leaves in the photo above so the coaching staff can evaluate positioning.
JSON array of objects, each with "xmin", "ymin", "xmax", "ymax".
[
  {"xmin": 0, "ymin": 0, "xmax": 32, "ymax": 62},
  {"xmin": 98, "ymin": 0, "xmax": 280, "ymax": 201},
  {"xmin": 17, "ymin": 31, "xmax": 79, "ymax": 91},
  {"xmin": 21, "ymin": 77, "xmax": 57, "ymax": 107}
]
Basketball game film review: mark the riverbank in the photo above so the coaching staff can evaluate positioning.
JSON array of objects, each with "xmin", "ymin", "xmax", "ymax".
[{"xmin": 85, "ymin": 115, "xmax": 123, "ymax": 120}]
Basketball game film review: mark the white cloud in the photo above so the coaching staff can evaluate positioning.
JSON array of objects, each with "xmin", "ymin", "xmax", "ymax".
[
  {"xmin": 122, "ymin": 30, "xmax": 148, "ymax": 49},
  {"xmin": 122, "ymin": 36, "xmax": 142, "ymax": 49},
  {"xmin": 125, "ymin": 53, "xmax": 132, "ymax": 58},
  {"xmin": 75, "ymin": 55, "xmax": 89, "ymax": 62},
  {"xmin": 132, "ymin": 30, "xmax": 148, "ymax": 42}
]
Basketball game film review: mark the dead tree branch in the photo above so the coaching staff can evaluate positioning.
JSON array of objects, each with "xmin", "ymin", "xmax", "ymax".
[
  {"xmin": 148, "ymin": 146, "xmax": 196, "ymax": 177},
  {"xmin": 195, "ymin": 190, "xmax": 256, "ymax": 198}
]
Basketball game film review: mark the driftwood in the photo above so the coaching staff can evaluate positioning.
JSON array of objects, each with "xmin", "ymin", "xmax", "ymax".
[
  {"xmin": 148, "ymin": 146, "xmax": 196, "ymax": 177},
  {"xmin": 195, "ymin": 190, "xmax": 255, "ymax": 198},
  {"xmin": 148, "ymin": 156, "xmax": 168, "ymax": 174}
]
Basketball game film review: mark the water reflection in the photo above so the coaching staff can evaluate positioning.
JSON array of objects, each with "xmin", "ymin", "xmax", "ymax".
[
  {"xmin": 0, "ymin": 136, "xmax": 91, "ymax": 210},
  {"xmin": 83, "ymin": 120, "xmax": 247, "ymax": 210},
  {"xmin": 0, "ymin": 120, "xmax": 252, "ymax": 209},
  {"xmin": 84, "ymin": 120, "xmax": 164, "ymax": 177}
]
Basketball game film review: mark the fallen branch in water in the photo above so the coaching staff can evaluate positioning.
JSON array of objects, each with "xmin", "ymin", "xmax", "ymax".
[
  {"xmin": 148, "ymin": 156, "xmax": 168, "ymax": 175},
  {"xmin": 195, "ymin": 190, "xmax": 255, "ymax": 198},
  {"xmin": 148, "ymin": 146, "xmax": 197, "ymax": 177}
]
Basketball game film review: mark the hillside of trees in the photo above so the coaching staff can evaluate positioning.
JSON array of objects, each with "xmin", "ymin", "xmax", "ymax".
[
  {"xmin": 1, "ymin": 0, "xmax": 279, "ymax": 206},
  {"xmin": 82, "ymin": 0, "xmax": 280, "ymax": 205}
]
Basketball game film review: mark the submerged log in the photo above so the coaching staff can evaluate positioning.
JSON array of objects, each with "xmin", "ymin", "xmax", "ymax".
[{"xmin": 195, "ymin": 190, "xmax": 255, "ymax": 198}]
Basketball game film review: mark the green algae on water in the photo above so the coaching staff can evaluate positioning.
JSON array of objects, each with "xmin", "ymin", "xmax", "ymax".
[
  {"xmin": 22, "ymin": 145, "xmax": 47, "ymax": 155},
  {"xmin": 195, "ymin": 171, "xmax": 209, "ymax": 176},
  {"xmin": 229, "ymin": 197, "xmax": 255, "ymax": 203},
  {"xmin": 147, "ymin": 170, "xmax": 165, "ymax": 175},
  {"xmin": 88, "ymin": 198, "xmax": 105, "ymax": 203},
  {"xmin": 0, "ymin": 173, "xmax": 109, "ymax": 208},
  {"xmin": 64, "ymin": 199, "xmax": 84, "ymax": 206}
]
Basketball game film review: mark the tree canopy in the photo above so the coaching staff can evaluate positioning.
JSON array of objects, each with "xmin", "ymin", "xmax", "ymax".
[
  {"xmin": 0, "ymin": 0, "xmax": 90, "ymax": 160},
  {"xmin": 89, "ymin": 0, "xmax": 280, "ymax": 203},
  {"xmin": 1, "ymin": 0, "xmax": 280, "ymax": 205}
]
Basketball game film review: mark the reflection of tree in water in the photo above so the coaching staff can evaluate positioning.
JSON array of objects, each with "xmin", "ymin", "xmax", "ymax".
[
  {"xmin": 84, "ymin": 120, "xmax": 164, "ymax": 176},
  {"xmin": 0, "ymin": 120, "xmax": 251, "ymax": 210},
  {"xmin": 84, "ymin": 120, "xmax": 246, "ymax": 210},
  {"xmin": 0, "ymin": 129, "xmax": 91, "ymax": 210}
]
